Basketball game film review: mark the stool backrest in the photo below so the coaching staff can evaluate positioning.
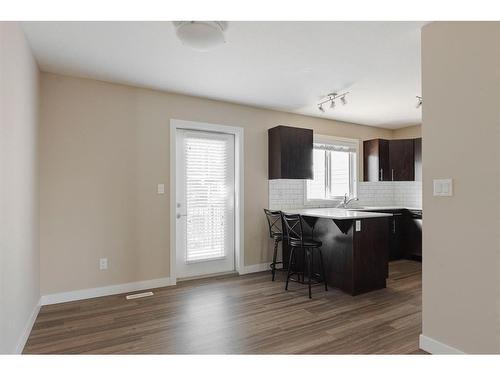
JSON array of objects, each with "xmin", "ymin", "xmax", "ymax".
[
  {"xmin": 264, "ymin": 209, "xmax": 283, "ymax": 238},
  {"xmin": 282, "ymin": 213, "xmax": 304, "ymax": 246}
]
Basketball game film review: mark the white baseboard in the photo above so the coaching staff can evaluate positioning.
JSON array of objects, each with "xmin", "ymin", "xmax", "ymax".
[
  {"xmin": 40, "ymin": 277, "xmax": 174, "ymax": 306},
  {"xmin": 240, "ymin": 262, "xmax": 277, "ymax": 275},
  {"xmin": 15, "ymin": 297, "xmax": 41, "ymax": 354},
  {"xmin": 419, "ymin": 334, "xmax": 465, "ymax": 354}
]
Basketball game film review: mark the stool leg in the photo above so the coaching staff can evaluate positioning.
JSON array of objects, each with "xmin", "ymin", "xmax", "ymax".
[
  {"xmin": 307, "ymin": 248, "xmax": 312, "ymax": 299},
  {"xmin": 271, "ymin": 238, "xmax": 279, "ymax": 281},
  {"xmin": 302, "ymin": 247, "xmax": 306, "ymax": 283},
  {"xmin": 285, "ymin": 247, "xmax": 295, "ymax": 291},
  {"xmin": 319, "ymin": 248, "xmax": 328, "ymax": 291}
]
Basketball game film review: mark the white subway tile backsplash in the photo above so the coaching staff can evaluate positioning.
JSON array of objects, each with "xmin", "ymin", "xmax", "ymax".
[
  {"xmin": 357, "ymin": 181, "xmax": 422, "ymax": 208},
  {"xmin": 269, "ymin": 179, "xmax": 422, "ymax": 210},
  {"xmin": 268, "ymin": 179, "xmax": 304, "ymax": 210}
]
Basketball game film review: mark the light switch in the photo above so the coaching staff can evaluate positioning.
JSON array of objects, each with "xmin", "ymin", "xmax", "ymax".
[
  {"xmin": 433, "ymin": 179, "xmax": 453, "ymax": 196},
  {"xmin": 157, "ymin": 184, "xmax": 165, "ymax": 194}
]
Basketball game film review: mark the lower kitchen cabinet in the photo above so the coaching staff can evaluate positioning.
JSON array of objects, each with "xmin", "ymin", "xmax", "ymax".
[
  {"xmin": 359, "ymin": 208, "xmax": 422, "ymax": 262},
  {"xmin": 401, "ymin": 210, "xmax": 422, "ymax": 260}
]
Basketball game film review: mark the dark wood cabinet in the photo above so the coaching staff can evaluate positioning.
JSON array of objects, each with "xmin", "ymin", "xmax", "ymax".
[
  {"xmin": 401, "ymin": 210, "xmax": 422, "ymax": 260},
  {"xmin": 268, "ymin": 125, "xmax": 313, "ymax": 179},
  {"xmin": 282, "ymin": 216, "xmax": 390, "ymax": 296},
  {"xmin": 389, "ymin": 139, "xmax": 414, "ymax": 181},
  {"xmin": 363, "ymin": 139, "xmax": 390, "ymax": 181},
  {"xmin": 363, "ymin": 138, "xmax": 421, "ymax": 182},
  {"xmin": 357, "ymin": 208, "xmax": 422, "ymax": 262},
  {"xmin": 414, "ymin": 138, "xmax": 422, "ymax": 181}
]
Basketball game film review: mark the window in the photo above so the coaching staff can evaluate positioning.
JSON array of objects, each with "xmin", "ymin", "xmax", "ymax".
[{"xmin": 305, "ymin": 136, "xmax": 358, "ymax": 202}]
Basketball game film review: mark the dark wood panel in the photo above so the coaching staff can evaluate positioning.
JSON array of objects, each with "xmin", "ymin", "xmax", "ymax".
[
  {"xmin": 23, "ymin": 260, "xmax": 424, "ymax": 354},
  {"xmin": 363, "ymin": 138, "xmax": 422, "ymax": 182},
  {"xmin": 389, "ymin": 139, "xmax": 415, "ymax": 181},
  {"xmin": 363, "ymin": 139, "xmax": 390, "ymax": 181},
  {"xmin": 414, "ymin": 138, "xmax": 422, "ymax": 181},
  {"xmin": 379, "ymin": 139, "xmax": 390, "ymax": 181},
  {"xmin": 363, "ymin": 139, "xmax": 379, "ymax": 182},
  {"xmin": 307, "ymin": 217, "xmax": 390, "ymax": 296},
  {"xmin": 401, "ymin": 212, "xmax": 422, "ymax": 260},
  {"xmin": 268, "ymin": 125, "xmax": 313, "ymax": 179}
]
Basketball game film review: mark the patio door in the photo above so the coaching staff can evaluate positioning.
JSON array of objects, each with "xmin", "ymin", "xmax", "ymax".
[{"xmin": 175, "ymin": 129, "xmax": 235, "ymax": 279}]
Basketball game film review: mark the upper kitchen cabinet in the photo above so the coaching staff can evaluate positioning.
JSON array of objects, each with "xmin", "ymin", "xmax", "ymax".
[
  {"xmin": 414, "ymin": 137, "xmax": 422, "ymax": 181},
  {"xmin": 363, "ymin": 139, "xmax": 390, "ymax": 181},
  {"xmin": 268, "ymin": 125, "xmax": 313, "ymax": 179},
  {"xmin": 389, "ymin": 139, "xmax": 414, "ymax": 181},
  {"xmin": 363, "ymin": 138, "xmax": 421, "ymax": 181}
]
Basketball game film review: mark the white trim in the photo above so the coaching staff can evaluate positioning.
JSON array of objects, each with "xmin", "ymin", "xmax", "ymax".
[
  {"xmin": 170, "ymin": 119, "xmax": 245, "ymax": 283},
  {"xmin": 40, "ymin": 277, "xmax": 173, "ymax": 306},
  {"xmin": 419, "ymin": 334, "xmax": 466, "ymax": 354},
  {"xmin": 304, "ymin": 133, "xmax": 360, "ymax": 206},
  {"xmin": 14, "ymin": 298, "xmax": 41, "ymax": 354}
]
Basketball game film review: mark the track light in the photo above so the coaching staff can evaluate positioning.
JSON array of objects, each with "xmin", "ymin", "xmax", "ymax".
[
  {"xmin": 317, "ymin": 92, "xmax": 349, "ymax": 113},
  {"xmin": 416, "ymin": 96, "xmax": 423, "ymax": 108}
]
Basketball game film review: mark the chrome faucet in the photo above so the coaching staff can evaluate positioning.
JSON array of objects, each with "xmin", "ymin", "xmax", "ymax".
[{"xmin": 337, "ymin": 193, "xmax": 359, "ymax": 209}]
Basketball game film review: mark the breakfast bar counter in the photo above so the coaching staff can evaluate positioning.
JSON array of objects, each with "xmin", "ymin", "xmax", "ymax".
[{"xmin": 282, "ymin": 208, "xmax": 392, "ymax": 296}]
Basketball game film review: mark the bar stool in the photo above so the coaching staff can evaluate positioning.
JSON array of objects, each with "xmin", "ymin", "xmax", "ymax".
[
  {"xmin": 282, "ymin": 213, "xmax": 328, "ymax": 299},
  {"xmin": 264, "ymin": 209, "xmax": 286, "ymax": 281}
]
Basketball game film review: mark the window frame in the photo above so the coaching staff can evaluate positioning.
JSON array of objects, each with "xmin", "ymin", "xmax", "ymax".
[{"xmin": 303, "ymin": 134, "xmax": 360, "ymax": 206}]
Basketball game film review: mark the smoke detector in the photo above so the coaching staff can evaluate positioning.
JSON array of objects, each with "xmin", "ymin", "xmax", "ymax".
[{"xmin": 173, "ymin": 21, "xmax": 228, "ymax": 51}]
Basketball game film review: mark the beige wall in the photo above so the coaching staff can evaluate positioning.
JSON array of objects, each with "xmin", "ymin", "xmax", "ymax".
[
  {"xmin": 422, "ymin": 22, "xmax": 500, "ymax": 353},
  {"xmin": 39, "ymin": 72, "xmax": 395, "ymax": 294},
  {"xmin": 393, "ymin": 124, "xmax": 421, "ymax": 139},
  {"xmin": 0, "ymin": 23, "xmax": 40, "ymax": 353}
]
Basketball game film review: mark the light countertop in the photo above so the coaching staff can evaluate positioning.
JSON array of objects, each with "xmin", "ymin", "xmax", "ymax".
[
  {"xmin": 282, "ymin": 208, "xmax": 393, "ymax": 220},
  {"xmin": 348, "ymin": 206, "xmax": 422, "ymax": 211}
]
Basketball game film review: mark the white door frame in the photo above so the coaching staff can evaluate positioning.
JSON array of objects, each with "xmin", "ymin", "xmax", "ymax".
[{"xmin": 170, "ymin": 119, "xmax": 244, "ymax": 284}]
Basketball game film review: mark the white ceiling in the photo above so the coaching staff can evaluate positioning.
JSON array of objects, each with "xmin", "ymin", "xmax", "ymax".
[{"xmin": 22, "ymin": 21, "xmax": 424, "ymax": 129}]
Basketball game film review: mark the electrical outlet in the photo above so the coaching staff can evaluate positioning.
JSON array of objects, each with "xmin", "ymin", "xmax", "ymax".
[
  {"xmin": 99, "ymin": 258, "xmax": 108, "ymax": 270},
  {"xmin": 157, "ymin": 184, "xmax": 165, "ymax": 194},
  {"xmin": 355, "ymin": 220, "xmax": 361, "ymax": 232}
]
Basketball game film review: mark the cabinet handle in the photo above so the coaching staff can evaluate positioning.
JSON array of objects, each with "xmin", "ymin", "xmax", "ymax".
[
  {"xmin": 391, "ymin": 169, "xmax": 394, "ymax": 181},
  {"xmin": 380, "ymin": 168, "xmax": 383, "ymax": 181}
]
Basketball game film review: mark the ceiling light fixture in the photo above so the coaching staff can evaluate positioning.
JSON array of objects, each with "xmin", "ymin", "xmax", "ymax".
[
  {"xmin": 416, "ymin": 96, "xmax": 423, "ymax": 108},
  {"xmin": 173, "ymin": 21, "xmax": 228, "ymax": 51},
  {"xmin": 317, "ymin": 92, "xmax": 349, "ymax": 113}
]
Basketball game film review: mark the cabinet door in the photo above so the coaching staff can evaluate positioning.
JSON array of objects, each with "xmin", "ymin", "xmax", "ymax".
[
  {"xmin": 268, "ymin": 126, "xmax": 313, "ymax": 179},
  {"xmin": 389, "ymin": 139, "xmax": 414, "ymax": 181},
  {"xmin": 379, "ymin": 139, "xmax": 390, "ymax": 181},
  {"xmin": 363, "ymin": 139, "xmax": 390, "ymax": 181},
  {"xmin": 414, "ymin": 138, "xmax": 422, "ymax": 181},
  {"xmin": 280, "ymin": 127, "xmax": 313, "ymax": 179}
]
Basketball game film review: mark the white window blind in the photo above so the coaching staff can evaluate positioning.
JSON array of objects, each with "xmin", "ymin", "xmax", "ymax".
[
  {"xmin": 184, "ymin": 134, "xmax": 233, "ymax": 262},
  {"xmin": 306, "ymin": 137, "xmax": 358, "ymax": 201}
]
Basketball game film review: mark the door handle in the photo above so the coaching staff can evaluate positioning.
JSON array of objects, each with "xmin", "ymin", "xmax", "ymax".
[
  {"xmin": 176, "ymin": 213, "xmax": 187, "ymax": 219},
  {"xmin": 391, "ymin": 169, "xmax": 394, "ymax": 181},
  {"xmin": 380, "ymin": 168, "xmax": 383, "ymax": 181}
]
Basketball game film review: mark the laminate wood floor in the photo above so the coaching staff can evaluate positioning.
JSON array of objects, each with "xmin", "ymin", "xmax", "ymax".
[{"xmin": 24, "ymin": 260, "xmax": 424, "ymax": 354}]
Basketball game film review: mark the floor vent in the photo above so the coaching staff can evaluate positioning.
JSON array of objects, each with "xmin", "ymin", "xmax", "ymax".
[{"xmin": 125, "ymin": 291, "xmax": 154, "ymax": 300}]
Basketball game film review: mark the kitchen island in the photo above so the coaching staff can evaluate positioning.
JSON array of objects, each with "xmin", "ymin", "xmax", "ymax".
[{"xmin": 282, "ymin": 208, "xmax": 392, "ymax": 296}]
